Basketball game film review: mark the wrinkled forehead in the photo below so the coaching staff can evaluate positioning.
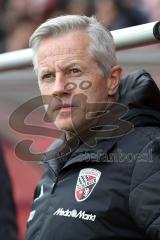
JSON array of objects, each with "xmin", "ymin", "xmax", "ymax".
[
  {"xmin": 37, "ymin": 31, "xmax": 90, "ymax": 62},
  {"xmin": 37, "ymin": 47, "xmax": 87, "ymax": 64}
]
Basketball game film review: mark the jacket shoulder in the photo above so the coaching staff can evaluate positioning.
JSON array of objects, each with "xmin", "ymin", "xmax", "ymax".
[{"xmin": 127, "ymin": 127, "xmax": 160, "ymax": 238}]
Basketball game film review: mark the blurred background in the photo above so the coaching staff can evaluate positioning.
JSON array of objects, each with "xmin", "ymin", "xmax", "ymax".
[{"xmin": 0, "ymin": 0, "xmax": 159, "ymax": 239}]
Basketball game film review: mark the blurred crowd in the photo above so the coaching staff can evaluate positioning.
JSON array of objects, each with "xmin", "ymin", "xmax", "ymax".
[{"xmin": 0, "ymin": 0, "xmax": 159, "ymax": 53}]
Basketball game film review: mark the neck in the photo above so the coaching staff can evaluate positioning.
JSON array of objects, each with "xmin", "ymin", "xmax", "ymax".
[{"xmin": 65, "ymin": 131, "xmax": 76, "ymax": 141}]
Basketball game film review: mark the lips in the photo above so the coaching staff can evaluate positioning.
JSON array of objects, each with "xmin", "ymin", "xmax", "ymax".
[
  {"xmin": 48, "ymin": 96, "xmax": 80, "ymax": 112},
  {"xmin": 54, "ymin": 103, "xmax": 75, "ymax": 111}
]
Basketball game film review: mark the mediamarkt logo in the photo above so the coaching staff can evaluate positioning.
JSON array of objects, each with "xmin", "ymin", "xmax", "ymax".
[{"xmin": 53, "ymin": 208, "xmax": 96, "ymax": 222}]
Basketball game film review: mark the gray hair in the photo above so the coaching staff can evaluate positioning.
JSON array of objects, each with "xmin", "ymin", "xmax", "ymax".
[{"xmin": 29, "ymin": 15, "xmax": 117, "ymax": 76}]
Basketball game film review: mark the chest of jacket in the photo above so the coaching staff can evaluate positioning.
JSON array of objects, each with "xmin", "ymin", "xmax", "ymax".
[{"xmin": 26, "ymin": 158, "xmax": 143, "ymax": 240}]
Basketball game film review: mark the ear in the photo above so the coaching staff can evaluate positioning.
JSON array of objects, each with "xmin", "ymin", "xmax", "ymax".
[{"xmin": 107, "ymin": 65, "xmax": 122, "ymax": 97}]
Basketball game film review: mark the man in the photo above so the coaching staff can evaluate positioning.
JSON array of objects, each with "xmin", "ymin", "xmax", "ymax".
[{"xmin": 25, "ymin": 15, "xmax": 160, "ymax": 239}]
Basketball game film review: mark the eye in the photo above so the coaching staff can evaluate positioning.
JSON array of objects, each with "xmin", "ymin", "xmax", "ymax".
[
  {"xmin": 42, "ymin": 73, "xmax": 51, "ymax": 79},
  {"xmin": 41, "ymin": 73, "xmax": 55, "ymax": 81},
  {"xmin": 68, "ymin": 68, "xmax": 81, "ymax": 76}
]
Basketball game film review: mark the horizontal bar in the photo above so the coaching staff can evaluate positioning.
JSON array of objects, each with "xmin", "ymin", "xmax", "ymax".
[
  {"xmin": 0, "ymin": 49, "xmax": 33, "ymax": 71},
  {"xmin": 0, "ymin": 21, "xmax": 159, "ymax": 71},
  {"xmin": 112, "ymin": 21, "xmax": 160, "ymax": 50}
]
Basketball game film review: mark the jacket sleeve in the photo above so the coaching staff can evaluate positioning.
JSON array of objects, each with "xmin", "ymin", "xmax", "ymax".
[{"xmin": 129, "ymin": 136, "xmax": 160, "ymax": 239}]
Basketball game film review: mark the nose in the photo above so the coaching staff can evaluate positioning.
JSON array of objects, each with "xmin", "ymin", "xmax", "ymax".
[{"xmin": 52, "ymin": 72, "xmax": 68, "ymax": 97}]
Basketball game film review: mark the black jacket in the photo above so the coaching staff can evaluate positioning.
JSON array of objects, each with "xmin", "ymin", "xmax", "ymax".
[{"xmin": 25, "ymin": 70, "xmax": 160, "ymax": 240}]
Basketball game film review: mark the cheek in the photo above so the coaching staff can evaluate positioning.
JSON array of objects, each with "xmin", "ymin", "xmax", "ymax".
[
  {"xmin": 86, "ymin": 78, "xmax": 108, "ymax": 102},
  {"xmin": 39, "ymin": 83, "xmax": 53, "ymax": 95}
]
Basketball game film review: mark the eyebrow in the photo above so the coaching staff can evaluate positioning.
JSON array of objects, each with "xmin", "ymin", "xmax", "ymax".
[
  {"xmin": 61, "ymin": 60, "xmax": 85, "ymax": 71},
  {"xmin": 39, "ymin": 60, "xmax": 84, "ymax": 78},
  {"xmin": 39, "ymin": 69, "xmax": 51, "ymax": 78}
]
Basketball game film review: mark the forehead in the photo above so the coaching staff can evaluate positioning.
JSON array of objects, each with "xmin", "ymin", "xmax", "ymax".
[{"xmin": 37, "ymin": 31, "xmax": 90, "ymax": 65}]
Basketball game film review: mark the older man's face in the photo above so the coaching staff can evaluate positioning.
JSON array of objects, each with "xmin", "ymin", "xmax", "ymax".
[{"xmin": 37, "ymin": 30, "xmax": 121, "ymax": 135}]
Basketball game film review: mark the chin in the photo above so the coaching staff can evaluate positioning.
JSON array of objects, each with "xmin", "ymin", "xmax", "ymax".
[
  {"xmin": 54, "ymin": 112, "xmax": 85, "ymax": 133},
  {"xmin": 55, "ymin": 119, "xmax": 74, "ymax": 132}
]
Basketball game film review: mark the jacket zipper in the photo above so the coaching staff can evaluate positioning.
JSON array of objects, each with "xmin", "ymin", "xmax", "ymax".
[{"xmin": 48, "ymin": 166, "xmax": 60, "ymax": 194}]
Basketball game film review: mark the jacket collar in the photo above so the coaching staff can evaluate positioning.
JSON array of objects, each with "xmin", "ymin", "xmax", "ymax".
[
  {"xmin": 63, "ymin": 137, "xmax": 118, "ymax": 168},
  {"xmin": 41, "ymin": 131, "xmax": 119, "ymax": 173}
]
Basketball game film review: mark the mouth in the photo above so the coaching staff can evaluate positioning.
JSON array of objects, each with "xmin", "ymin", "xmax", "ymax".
[{"xmin": 54, "ymin": 104, "xmax": 77, "ymax": 111}]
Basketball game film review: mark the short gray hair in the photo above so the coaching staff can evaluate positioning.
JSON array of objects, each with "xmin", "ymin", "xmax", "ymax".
[{"xmin": 29, "ymin": 15, "xmax": 117, "ymax": 75}]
